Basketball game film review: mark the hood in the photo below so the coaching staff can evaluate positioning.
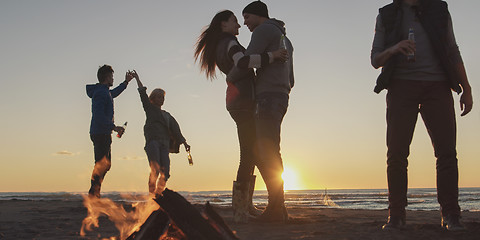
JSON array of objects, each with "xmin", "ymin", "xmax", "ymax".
[
  {"xmin": 265, "ymin": 18, "xmax": 286, "ymax": 35},
  {"xmin": 86, "ymin": 83, "xmax": 106, "ymax": 98}
]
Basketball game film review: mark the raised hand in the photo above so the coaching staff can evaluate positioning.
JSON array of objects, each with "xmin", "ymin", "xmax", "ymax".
[
  {"xmin": 130, "ymin": 70, "xmax": 139, "ymax": 80},
  {"xmin": 129, "ymin": 70, "xmax": 143, "ymax": 88},
  {"xmin": 125, "ymin": 71, "xmax": 134, "ymax": 83}
]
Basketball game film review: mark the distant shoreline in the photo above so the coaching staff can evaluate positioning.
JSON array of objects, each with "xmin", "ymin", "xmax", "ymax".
[
  {"xmin": 2, "ymin": 187, "xmax": 479, "ymax": 193},
  {"xmin": 1, "ymin": 188, "xmax": 479, "ymax": 213},
  {"xmin": 1, "ymin": 186, "xmax": 479, "ymax": 193}
]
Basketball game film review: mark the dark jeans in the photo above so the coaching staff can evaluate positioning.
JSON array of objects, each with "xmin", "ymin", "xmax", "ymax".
[
  {"xmin": 386, "ymin": 79, "xmax": 460, "ymax": 217},
  {"xmin": 229, "ymin": 110, "xmax": 256, "ymax": 183},
  {"xmin": 145, "ymin": 140, "xmax": 170, "ymax": 193},
  {"xmin": 255, "ymin": 92, "xmax": 289, "ymax": 205},
  {"xmin": 89, "ymin": 134, "xmax": 112, "ymax": 196}
]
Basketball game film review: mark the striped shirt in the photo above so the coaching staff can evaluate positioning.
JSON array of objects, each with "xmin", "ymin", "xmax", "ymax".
[{"xmin": 227, "ymin": 39, "xmax": 273, "ymax": 69}]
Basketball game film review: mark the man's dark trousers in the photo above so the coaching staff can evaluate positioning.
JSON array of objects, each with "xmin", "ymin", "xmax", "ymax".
[
  {"xmin": 386, "ymin": 79, "xmax": 460, "ymax": 217},
  {"xmin": 255, "ymin": 92, "xmax": 289, "ymax": 207}
]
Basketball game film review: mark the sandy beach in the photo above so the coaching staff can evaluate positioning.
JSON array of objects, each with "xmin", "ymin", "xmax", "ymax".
[{"xmin": 0, "ymin": 199, "xmax": 479, "ymax": 240}]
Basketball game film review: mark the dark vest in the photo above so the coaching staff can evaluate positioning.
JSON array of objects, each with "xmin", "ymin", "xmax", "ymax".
[{"xmin": 374, "ymin": 0, "xmax": 462, "ymax": 93}]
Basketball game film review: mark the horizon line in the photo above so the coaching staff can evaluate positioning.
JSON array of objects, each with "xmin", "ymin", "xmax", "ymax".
[{"xmin": 1, "ymin": 186, "xmax": 480, "ymax": 194}]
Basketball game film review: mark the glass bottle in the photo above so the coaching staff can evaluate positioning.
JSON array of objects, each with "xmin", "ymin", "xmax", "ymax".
[
  {"xmin": 279, "ymin": 34, "xmax": 287, "ymax": 50},
  {"xmin": 187, "ymin": 150, "xmax": 193, "ymax": 166},
  {"xmin": 407, "ymin": 28, "xmax": 416, "ymax": 62},
  {"xmin": 116, "ymin": 122, "xmax": 127, "ymax": 138}
]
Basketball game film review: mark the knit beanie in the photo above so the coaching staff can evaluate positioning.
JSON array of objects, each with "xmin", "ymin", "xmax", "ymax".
[{"xmin": 242, "ymin": 1, "xmax": 269, "ymax": 18}]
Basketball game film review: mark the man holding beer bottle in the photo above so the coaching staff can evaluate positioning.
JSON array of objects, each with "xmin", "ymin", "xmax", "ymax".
[
  {"xmin": 86, "ymin": 65, "xmax": 133, "ymax": 198},
  {"xmin": 370, "ymin": 0, "xmax": 473, "ymax": 231},
  {"xmin": 242, "ymin": 0, "xmax": 294, "ymax": 222}
]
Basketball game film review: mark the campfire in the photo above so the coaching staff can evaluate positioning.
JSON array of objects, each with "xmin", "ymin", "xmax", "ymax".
[{"xmin": 80, "ymin": 189, "xmax": 238, "ymax": 240}]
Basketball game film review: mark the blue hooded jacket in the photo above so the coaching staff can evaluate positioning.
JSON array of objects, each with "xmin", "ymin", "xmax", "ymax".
[{"xmin": 86, "ymin": 82, "xmax": 127, "ymax": 134}]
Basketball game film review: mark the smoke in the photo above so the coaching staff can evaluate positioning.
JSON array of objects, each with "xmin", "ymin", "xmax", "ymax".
[{"xmin": 148, "ymin": 162, "xmax": 167, "ymax": 196}]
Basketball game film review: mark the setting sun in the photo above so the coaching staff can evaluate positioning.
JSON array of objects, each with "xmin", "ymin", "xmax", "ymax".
[{"xmin": 281, "ymin": 167, "xmax": 301, "ymax": 190}]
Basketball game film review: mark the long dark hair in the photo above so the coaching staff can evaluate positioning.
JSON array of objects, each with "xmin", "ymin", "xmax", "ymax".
[{"xmin": 194, "ymin": 10, "xmax": 234, "ymax": 80}]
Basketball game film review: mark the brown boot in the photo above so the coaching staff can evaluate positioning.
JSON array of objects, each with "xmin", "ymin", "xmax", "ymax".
[
  {"xmin": 441, "ymin": 214, "xmax": 465, "ymax": 231},
  {"xmin": 382, "ymin": 209, "xmax": 406, "ymax": 230},
  {"xmin": 255, "ymin": 180, "xmax": 288, "ymax": 223},
  {"xmin": 255, "ymin": 203, "xmax": 288, "ymax": 223},
  {"xmin": 232, "ymin": 181, "xmax": 249, "ymax": 223},
  {"xmin": 247, "ymin": 175, "xmax": 262, "ymax": 216},
  {"xmin": 382, "ymin": 216, "xmax": 406, "ymax": 230}
]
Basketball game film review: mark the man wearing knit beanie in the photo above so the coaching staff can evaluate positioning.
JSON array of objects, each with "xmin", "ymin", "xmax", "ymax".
[
  {"xmin": 243, "ymin": 1, "xmax": 269, "ymax": 18},
  {"xmin": 242, "ymin": 1, "xmax": 269, "ymax": 32},
  {"xmin": 242, "ymin": 0, "xmax": 294, "ymax": 223}
]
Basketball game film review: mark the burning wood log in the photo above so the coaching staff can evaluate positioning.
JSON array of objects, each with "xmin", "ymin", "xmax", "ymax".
[
  {"xmin": 155, "ymin": 188, "xmax": 239, "ymax": 240},
  {"xmin": 204, "ymin": 202, "xmax": 238, "ymax": 240},
  {"xmin": 125, "ymin": 209, "xmax": 170, "ymax": 240},
  {"xmin": 126, "ymin": 188, "xmax": 239, "ymax": 240}
]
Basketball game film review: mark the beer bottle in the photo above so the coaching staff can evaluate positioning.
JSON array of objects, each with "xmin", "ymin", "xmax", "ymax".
[
  {"xmin": 187, "ymin": 150, "xmax": 193, "ymax": 166},
  {"xmin": 279, "ymin": 34, "xmax": 287, "ymax": 50},
  {"xmin": 407, "ymin": 28, "xmax": 416, "ymax": 62},
  {"xmin": 116, "ymin": 122, "xmax": 127, "ymax": 138}
]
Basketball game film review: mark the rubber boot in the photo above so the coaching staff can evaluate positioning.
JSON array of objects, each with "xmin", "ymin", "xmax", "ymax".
[
  {"xmin": 232, "ymin": 181, "xmax": 249, "ymax": 223},
  {"xmin": 247, "ymin": 175, "xmax": 262, "ymax": 216}
]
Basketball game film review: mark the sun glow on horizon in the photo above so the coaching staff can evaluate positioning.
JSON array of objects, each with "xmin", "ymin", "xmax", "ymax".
[{"xmin": 282, "ymin": 167, "xmax": 302, "ymax": 190}]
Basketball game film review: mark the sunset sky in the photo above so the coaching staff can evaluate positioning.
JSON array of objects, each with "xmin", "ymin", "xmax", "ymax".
[{"xmin": 1, "ymin": 0, "xmax": 479, "ymax": 193}]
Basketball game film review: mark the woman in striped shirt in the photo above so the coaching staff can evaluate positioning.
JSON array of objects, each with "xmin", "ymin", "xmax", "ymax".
[{"xmin": 195, "ymin": 10, "xmax": 286, "ymax": 223}]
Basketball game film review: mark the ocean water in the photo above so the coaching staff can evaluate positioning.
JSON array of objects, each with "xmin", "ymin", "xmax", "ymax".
[{"xmin": 1, "ymin": 188, "xmax": 479, "ymax": 212}]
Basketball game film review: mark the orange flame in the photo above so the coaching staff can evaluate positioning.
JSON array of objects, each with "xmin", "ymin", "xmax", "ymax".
[
  {"xmin": 80, "ymin": 195, "xmax": 160, "ymax": 240},
  {"xmin": 155, "ymin": 174, "xmax": 167, "ymax": 196},
  {"xmin": 148, "ymin": 162, "xmax": 167, "ymax": 196},
  {"xmin": 92, "ymin": 157, "xmax": 111, "ymax": 179}
]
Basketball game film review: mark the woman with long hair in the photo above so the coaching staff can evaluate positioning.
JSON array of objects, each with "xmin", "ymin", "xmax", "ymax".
[{"xmin": 194, "ymin": 10, "xmax": 286, "ymax": 223}]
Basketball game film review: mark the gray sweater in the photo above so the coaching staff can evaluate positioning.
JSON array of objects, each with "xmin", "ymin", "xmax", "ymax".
[
  {"xmin": 245, "ymin": 19, "xmax": 294, "ymax": 95},
  {"xmin": 371, "ymin": 2, "xmax": 462, "ymax": 81}
]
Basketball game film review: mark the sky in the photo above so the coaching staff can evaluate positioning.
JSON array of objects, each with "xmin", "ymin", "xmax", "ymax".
[{"xmin": 0, "ymin": 0, "xmax": 479, "ymax": 193}]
